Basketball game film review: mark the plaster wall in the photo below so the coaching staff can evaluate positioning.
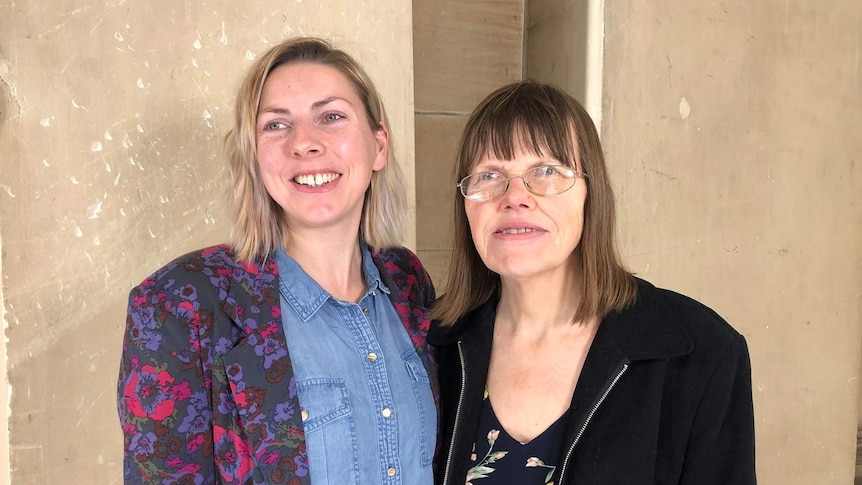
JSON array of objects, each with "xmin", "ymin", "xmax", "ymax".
[
  {"xmin": 0, "ymin": 2, "xmax": 415, "ymax": 483},
  {"xmin": 600, "ymin": 1, "xmax": 862, "ymax": 482},
  {"xmin": 0, "ymin": 222, "xmax": 8, "ymax": 485}
]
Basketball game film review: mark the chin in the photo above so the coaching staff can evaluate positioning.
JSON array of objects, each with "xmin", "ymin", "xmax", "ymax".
[
  {"xmin": 489, "ymin": 256, "xmax": 571, "ymax": 282},
  {"xmin": 490, "ymin": 263, "xmax": 548, "ymax": 281}
]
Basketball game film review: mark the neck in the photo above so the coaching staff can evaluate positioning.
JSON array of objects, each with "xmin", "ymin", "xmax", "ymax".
[
  {"xmin": 496, "ymin": 260, "xmax": 588, "ymax": 339},
  {"xmin": 284, "ymin": 226, "xmax": 366, "ymax": 302}
]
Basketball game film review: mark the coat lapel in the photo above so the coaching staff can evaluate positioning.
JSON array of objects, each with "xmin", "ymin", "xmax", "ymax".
[{"xmin": 210, "ymin": 256, "xmax": 310, "ymax": 485}]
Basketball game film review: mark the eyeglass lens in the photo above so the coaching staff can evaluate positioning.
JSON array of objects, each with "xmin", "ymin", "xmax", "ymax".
[{"xmin": 460, "ymin": 165, "xmax": 580, "ymax": 201}]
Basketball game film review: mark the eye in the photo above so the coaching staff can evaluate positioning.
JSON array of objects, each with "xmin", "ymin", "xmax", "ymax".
[
  {"xmin": 534, "ymin": 165, "xmax": 563, "ymax": 177},
  {"xmin": 262, "ymin": 120, "xmax": 287, "ymax": 132},
  {"xmin": 322, "ymin": 112, "xmax": 345, "ymax": 123},
  {"xmin": 477, "ymin": 171, "xmax": 502, "ymax": 182}
]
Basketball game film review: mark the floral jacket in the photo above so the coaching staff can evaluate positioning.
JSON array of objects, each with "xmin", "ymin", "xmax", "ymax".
[{"xmin": 118, "ymin": 245, "xmax": 438, "ymax": 484}]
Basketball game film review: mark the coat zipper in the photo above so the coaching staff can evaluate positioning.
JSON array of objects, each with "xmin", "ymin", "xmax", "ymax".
[
  {"xmin": 557, "ymin": 362, "xmax": 629, "ymax": 483},
  {"xmin": 441, "ymin": 340, "xmax": 466, "ymax": 485}
]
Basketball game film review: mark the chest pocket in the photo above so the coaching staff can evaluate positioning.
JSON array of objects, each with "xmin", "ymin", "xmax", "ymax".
[
  {"xmin": 296, "ymin": 377, "xmax": 351, "ymax": 431},
  {"xmin": 295, "ymin": 377, "xmax": 359, "ymax": 483},
  {"xmin": 402, "ymin": 349, "xmax": 435, "ymax": 466}
]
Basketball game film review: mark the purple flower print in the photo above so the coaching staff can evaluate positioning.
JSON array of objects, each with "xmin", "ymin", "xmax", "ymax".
[
  {"xmin": 288, "ymin": 376, "xmax": 298, "ymax": 399},
  {"xmin": 225, "ymin": 363, "xmax": 245, "ymax": 393},
  {"xmin": 214, "ymin": 336, "xmax": 233, "ymax": 354},
  {"xmin": 188, "ymin": 391, "xmax": 208, "ymax": 411},
  {"xmin": 274, "ymin": 401, "xmax": 296, "ymax": 422},
  {"xmin": 130, "ymin": 431, "xmax": 158, "ymax": 456},
  {"xmin": 254, "ymin": 336, "xmax": 287, "ymax": 369},
  {"xmin": 178, "ymin": 405, "xmax": 212, "ymax": 435},
  {"xmin": 130, "ymin": 305, "xmax": 157, "ymax": 331},
  {"xmin": 242, "ymin": 317, "xmax": 260, "ymax": 332},
  {"xmin": 140, "ymin": 329, "xmax": 162, "ymax": 351},
  {"xmin": 216, "ymin": 391, "xmax": 236, "ymax": 415},
  {"xmin": 293, "ymin": 450, "xmax": 309, "ymax": 477}
]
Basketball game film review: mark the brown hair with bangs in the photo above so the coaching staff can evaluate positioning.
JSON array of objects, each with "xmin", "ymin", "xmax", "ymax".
[
  {"xmin": 432, "ymin": 80, "xmax": 636, "ymax": 326},
  {"xmin": 225, "ymin": 37, "xmax": 406, "ymax": 262}
]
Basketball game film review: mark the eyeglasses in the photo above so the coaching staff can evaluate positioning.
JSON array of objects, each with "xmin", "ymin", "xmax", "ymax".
[{"xmin": 457, "ymin": 164, "xmax": 588, "ymax": 203}]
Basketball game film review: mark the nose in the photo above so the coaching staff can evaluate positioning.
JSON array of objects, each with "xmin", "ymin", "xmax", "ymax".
[
  {"xmin": 290, "ymin": 122, "xmax": 322, "ymax": 158},
  {"xmin": 499, "ymin": 176, "xmax": 534, "ymax": 210}
]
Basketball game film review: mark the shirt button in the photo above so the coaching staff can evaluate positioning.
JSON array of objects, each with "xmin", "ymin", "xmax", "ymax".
[
  {"xmin": 362, "ymin": 308, "xmax": 370, "ymax": 316},
  {"xmin": 367, "ymin": 352, "xmax": 378, "ymax": 362},
  {"xmin": 301, "ymin": 410, "xmax": 309, "ymax": 422},
  {"xmin": 387, "ymin": 467, "xmax": 397, "ymax": 477},
  {"xmin": 381, "ymin": 408, "xmax": 392, "ymax": 418}
]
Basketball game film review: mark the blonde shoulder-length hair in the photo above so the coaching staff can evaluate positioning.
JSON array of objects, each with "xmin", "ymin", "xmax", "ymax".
[
  {"xmin": 225, "ymin": 37, "xmax": 406, "ymax": 262},
  {"xmin": 432, "ymin": 80, "xmax": 637, "ymax": 326}
]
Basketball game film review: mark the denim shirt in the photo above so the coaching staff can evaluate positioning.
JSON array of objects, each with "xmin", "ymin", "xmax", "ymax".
[{"xmin": 275, "ymin": 245, "xmax": 435, "ymax": 485}]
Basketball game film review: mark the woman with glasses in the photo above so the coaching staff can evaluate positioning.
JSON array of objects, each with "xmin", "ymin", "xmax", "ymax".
[{"xmin": 429, "ymin": 80, "xmax": 756, "ymax": 484}]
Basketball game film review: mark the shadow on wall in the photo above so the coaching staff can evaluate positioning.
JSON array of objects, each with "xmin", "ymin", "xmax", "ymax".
[{"xmin": 0, "ymin": 62, "xmax": 21, "ymax": 139}]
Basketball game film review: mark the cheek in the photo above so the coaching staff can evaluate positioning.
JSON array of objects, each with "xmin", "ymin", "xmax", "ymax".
[
  {"xmin": 257, "ymin": 158, "xmax": 279, "ymax": 179},
  {"xmin": 464, "ymin": 205, "xmax": 490, "ymax": 251},
  {"xmin": 464, "ymin": 204, "xmax": 480, "ymax": 235},
  {"xmin": 255, "ymin": 144, "xmax": 277, "ymax": 170}
]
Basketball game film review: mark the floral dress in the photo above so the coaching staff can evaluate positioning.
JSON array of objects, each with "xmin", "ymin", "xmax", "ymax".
[{"xmin": 466, "ymin": 390, "xmax": 565, "ymax": 485}]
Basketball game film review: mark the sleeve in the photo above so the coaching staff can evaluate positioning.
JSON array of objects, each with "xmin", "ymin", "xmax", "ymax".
[
  {"xmin": 679, "ymin": 334, "xmax": 757, "ymax": 484},
  {"xmin": 117, "ymin": 276, "xmax": 217, "ymax": 484}
]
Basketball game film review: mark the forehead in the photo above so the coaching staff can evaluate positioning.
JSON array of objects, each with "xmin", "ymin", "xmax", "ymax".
[
  {"xmin": 470, "ymin": 123, "xmax": 578, "ymax": 169},
  {"xmin": 260, "ymin": 62, "xmax": 360, "ymax": 103},
  {"xmin": 472, "ymin": 133, "xmax": 559, "ymax": 169}
]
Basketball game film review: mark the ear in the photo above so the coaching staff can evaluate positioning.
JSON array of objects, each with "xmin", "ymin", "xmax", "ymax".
[{"xmin": 372, "ymin": 124, "xmax": 389, "ymax": 172}]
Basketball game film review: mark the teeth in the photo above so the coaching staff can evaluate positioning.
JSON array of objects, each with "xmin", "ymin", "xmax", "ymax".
[
  {"xmin": 294, "ymin": 173, "xmax": 340, "ymax": 187},
  {"xmin": 501, "ymin": 228, "xmax": 536, "ymax": 234}
]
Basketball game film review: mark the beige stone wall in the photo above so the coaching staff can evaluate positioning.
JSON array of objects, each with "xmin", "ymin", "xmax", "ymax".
[
  {"xmin": 600, "ymin": 0, "xmax": 862, "ymax": 483},
  {"xmin": 526, "ymin": 0, "xmax": 605, "ymax": 143},
  {"xmin": 526, "ymin": 0, "xmax": 590, "ymax": 105},
  {"xmin": 413, "ymin": 0, "xmax": 525, "ymax": 288},
  {"xmin": 0, "ymin": 229, "xmax": 8, "ymax": 485},
  {"xmin": 0, "ymin": 2, "xmax": 415, "ymax": 483}
]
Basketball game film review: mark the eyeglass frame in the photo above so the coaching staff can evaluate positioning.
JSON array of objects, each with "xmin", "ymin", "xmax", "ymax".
[{"xmin": 456, "ymin": 164, "xmax": 588, "ymax": 203}]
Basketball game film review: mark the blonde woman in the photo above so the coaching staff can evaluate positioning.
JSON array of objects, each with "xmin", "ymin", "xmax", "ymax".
[{"xmin": 119, "ymin": 38, "xmax": 437, "ymax": 485}]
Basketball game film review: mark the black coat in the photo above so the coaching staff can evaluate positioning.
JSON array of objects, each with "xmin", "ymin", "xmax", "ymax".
[{"xmin": 429, "ymin": 278, "xmax": 756, "ymax": 484}]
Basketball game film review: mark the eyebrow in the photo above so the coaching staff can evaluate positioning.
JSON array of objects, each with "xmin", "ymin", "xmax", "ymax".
[
  {"xmin": 474, "ymin": 158, "xmax": 562, "ymax": 172},
  {"xmin": 257, "ymin": 96, "xmax": 351, "ymax": 116}
]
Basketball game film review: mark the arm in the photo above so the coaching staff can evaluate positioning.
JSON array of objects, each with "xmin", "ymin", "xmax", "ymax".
[
  {"xmin": 679, "ymin": 334, "xmax": 756, "ymax": 484},
  {"xmin": 117, "ymin": 274, "xmax": 217, "ymax": 484}
]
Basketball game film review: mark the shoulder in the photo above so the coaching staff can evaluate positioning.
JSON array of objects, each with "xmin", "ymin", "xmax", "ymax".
[
  {"xmin": 371, "ymin": 246, "xmax": 425, "ymax": 275},
  {"xmin": 136, "ymin": 245, "xmax": 276, "ymax": 288},
  {"xmin": 635, "ymin": 278, "xmax": 748, "ymax": 359},
  {"xmin": 130, "ymin": 245, "xmax": 279, "ymax": 312},
  {"xmin": 372, "ymin": 246, "xmax": 435, "ymax": 304},
  {"xmin": 428, "ymin": 295, "xmax": 497, "ymax": 346}
]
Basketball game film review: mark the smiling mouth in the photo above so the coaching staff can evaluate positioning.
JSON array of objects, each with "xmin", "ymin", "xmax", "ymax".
[
  {"xmin": 498, "ymin": 228, "xmax": 539, "ymax": 234},
  {"xmin": 294, "ymin": 173, "xmax": 340, "ymax": 188}
]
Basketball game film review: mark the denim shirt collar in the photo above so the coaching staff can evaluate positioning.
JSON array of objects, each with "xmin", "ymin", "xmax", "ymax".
[{"xmin": 274, "ymin": 239, "xmax": 389, "ymax": 322}]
